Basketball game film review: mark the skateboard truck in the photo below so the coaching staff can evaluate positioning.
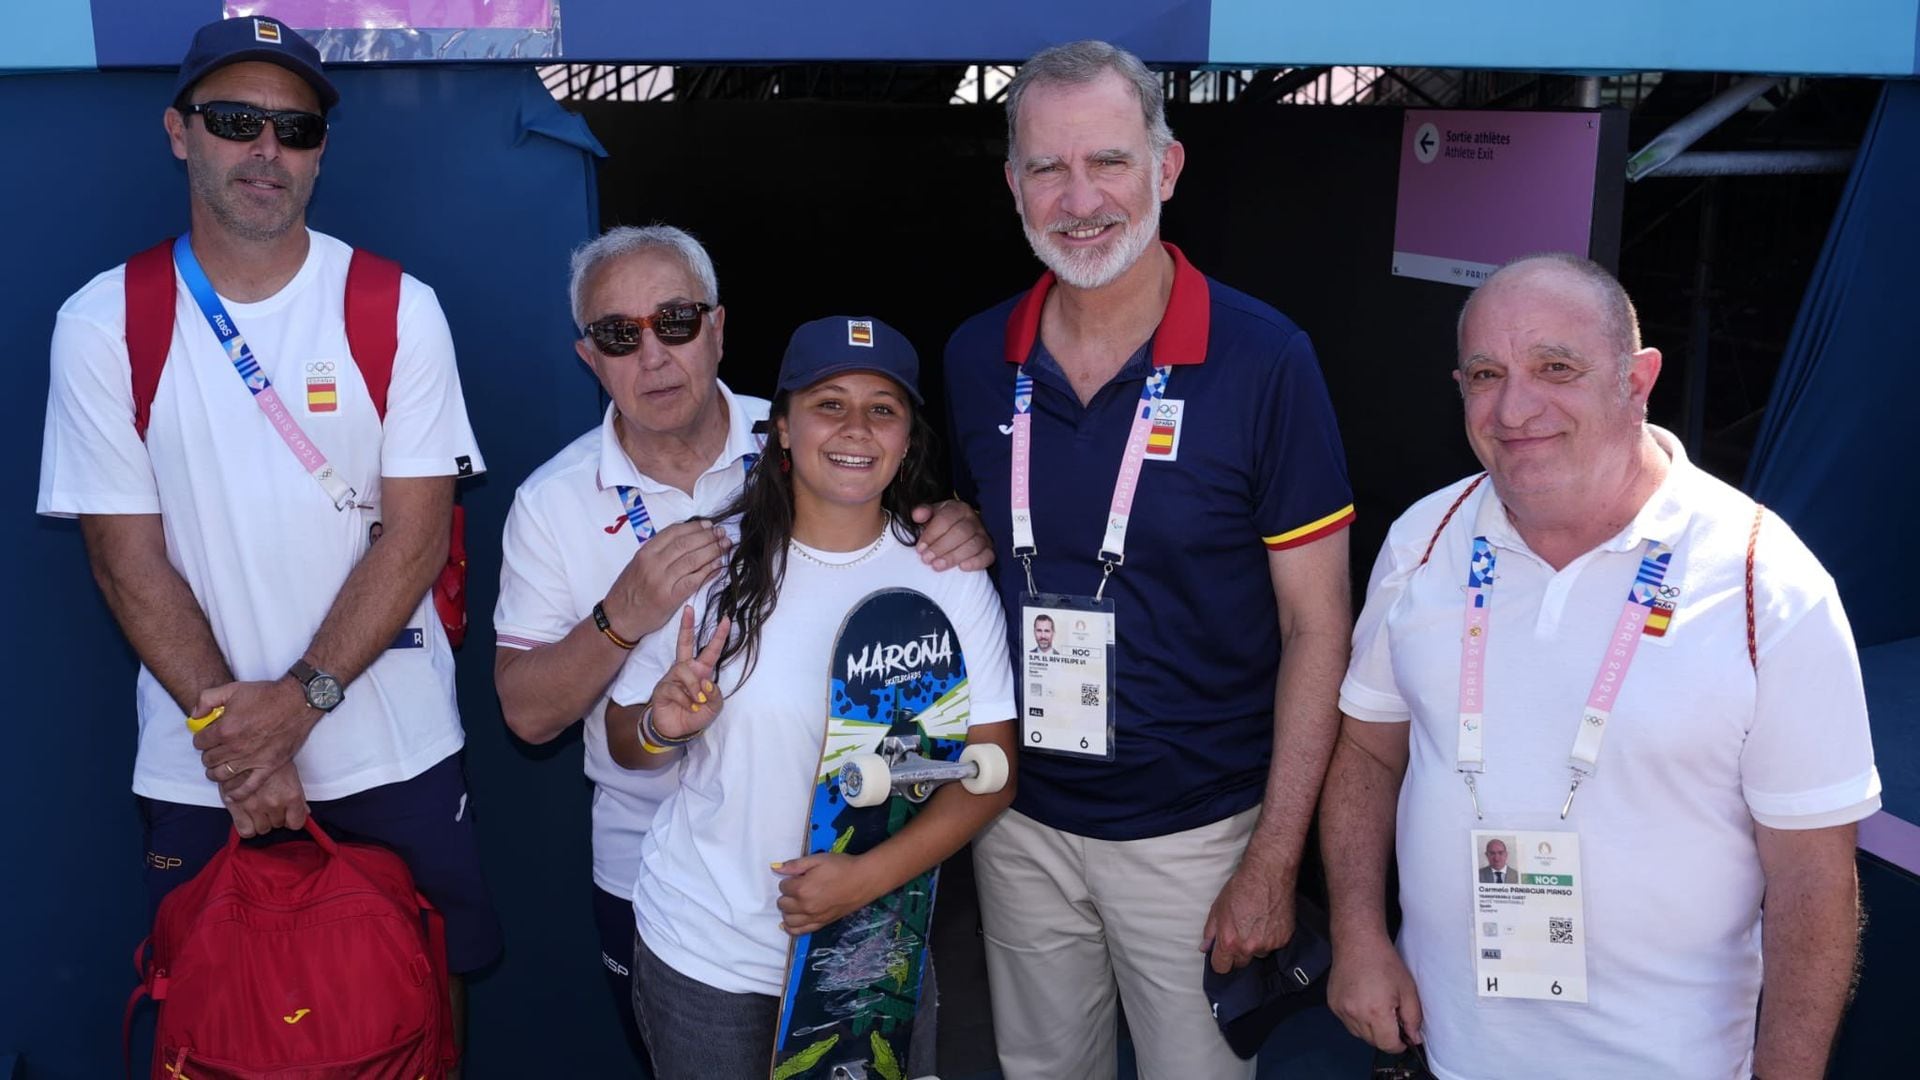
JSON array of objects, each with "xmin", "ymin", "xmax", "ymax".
[{"xmin": 839, "ymin": 737, "xmax": 1009, "ymax": 809}]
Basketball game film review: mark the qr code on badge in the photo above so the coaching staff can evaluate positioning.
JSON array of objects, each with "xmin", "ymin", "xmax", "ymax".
[
  {"xmin": 1549, "ymin": 917, "xmax": 1575, "ymax": 945},
  {"xmin": 1029, "ymin": 682, "xmax": 1044, "ymax": 698},
  {"xmin": 1081, "ymin": 683, "xmax": 1101, "ymax": 707}
]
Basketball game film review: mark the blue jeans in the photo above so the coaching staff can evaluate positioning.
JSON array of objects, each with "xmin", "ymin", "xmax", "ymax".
[{"xmin": 631, "ymin": 933, "xmax": 779, "ymax": 1080}]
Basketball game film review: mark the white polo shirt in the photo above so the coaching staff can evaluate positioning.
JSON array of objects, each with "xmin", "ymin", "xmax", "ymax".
[
  {"xmin": 38, "ymin": 230, "xmax": 485, "ymax": 806},
  {"xmin": 494, "ymin": 385, "xmax": 768, "ymax": 897},
  {"xmin": 1340, "ymin": 427, "xmax": 1880, "ymax": 1080}
]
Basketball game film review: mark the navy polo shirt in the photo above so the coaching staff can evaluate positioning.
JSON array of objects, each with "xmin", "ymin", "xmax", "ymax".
[{"xmin": 943, "ymin": 244, "xmax": 1354, "ymax": 841}]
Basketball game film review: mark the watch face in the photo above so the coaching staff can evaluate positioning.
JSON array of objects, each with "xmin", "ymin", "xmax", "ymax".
[{"xmin": 307, "ymin": 674, "xmax": 345, "ymax": 711}]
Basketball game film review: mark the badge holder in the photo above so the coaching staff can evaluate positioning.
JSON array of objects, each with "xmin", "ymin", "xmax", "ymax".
[
  {"xmin": 1468, "ymin": 818, "xmax": 1588, "ymax": 1004},
  {"xmin": 1017, "ymin": 591, "xmax": 1117, "ymax": 761}
]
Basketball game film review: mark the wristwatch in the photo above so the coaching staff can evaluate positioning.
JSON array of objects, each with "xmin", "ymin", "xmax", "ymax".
[{"xmin": 287, "ymin": 659, "xmax": 345, "ymax": 712}]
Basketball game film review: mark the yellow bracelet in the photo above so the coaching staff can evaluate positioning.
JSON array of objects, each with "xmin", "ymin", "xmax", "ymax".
[{"xmin": 185, "ymin": 705, "xmax": 226, "ymax": 733}]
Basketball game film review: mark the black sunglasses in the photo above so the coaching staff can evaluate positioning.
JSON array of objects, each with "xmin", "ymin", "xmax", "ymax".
[
  {"xmin": 184, "ymin": 101, "xmax": 328, "ymax": 150},
  {"xmin": 586, "ymin": 303, "xmax": 714, "ymax": 353}
]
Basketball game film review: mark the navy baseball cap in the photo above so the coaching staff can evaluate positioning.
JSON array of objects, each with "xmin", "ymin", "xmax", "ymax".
[
  {"xmin": 777, "ymin": 316, "xmax": 923, "ymax": 405},
  {"xmin": 173, "ymin": 16, "xmax": 339, "ymax": 113},
  {"xmin": 1202, "ymin": 893, "xmax": 1334, "ymax": 1059}
]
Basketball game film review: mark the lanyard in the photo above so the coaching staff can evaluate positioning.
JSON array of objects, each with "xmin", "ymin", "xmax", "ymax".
[
  {"xmin": 1010, "ymin": 363, "xmax": 1169, "ymax": 601},
  {"xmin": 173, "ymin": 235, "xmax": 357, "ymax": 511},
  {"xmin": 612, "ymin": 452, "xmax": 759, "ymax": 546},
  {"xmin": 1455, "ymin": 533, "xmax": 1674, "ymax": 820}
]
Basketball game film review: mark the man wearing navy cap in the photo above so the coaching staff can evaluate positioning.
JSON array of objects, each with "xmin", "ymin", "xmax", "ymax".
[
  {"xmin": 944, "ymin": 39, "xmax": 1356, "ymax": 1078},
  {"xmin": 38, "ymin": 15, "xmax": 497, "ymax": 1061}
]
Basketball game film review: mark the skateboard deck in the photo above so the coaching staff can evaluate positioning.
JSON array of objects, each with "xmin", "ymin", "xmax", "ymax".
[{"xmin": 771, "ymin": 588, "xmax": 971, "ymax": 1080}]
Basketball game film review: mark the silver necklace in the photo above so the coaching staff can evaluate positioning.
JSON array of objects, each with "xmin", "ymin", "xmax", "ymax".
[{"xmin": 789, "ymin": 527, "xmax": 890, "ymax": 569}]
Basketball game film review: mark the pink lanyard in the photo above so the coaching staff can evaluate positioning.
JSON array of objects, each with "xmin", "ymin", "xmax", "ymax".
[
  {"xmin": 1456, "ymin": 535, "xmax": 1675, "ymax": 819},
  {"xmin": 1009, "ymin": 364, "xmax": 1169, "ymax": 600}
]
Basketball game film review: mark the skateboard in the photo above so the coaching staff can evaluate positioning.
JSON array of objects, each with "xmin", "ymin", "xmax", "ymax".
[{"xmin": 770, "ymin": 588, "xmax": 1009, "ymax": 1080}]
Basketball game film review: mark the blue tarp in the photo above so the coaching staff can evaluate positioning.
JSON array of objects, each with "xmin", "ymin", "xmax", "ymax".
[
  {"xmin": 1747, "ymin": 81, "xmax": 1920, "ymax": 651},
  {"xmin": 0, "ymin": 66, "xmax": 621, "ymax": 1076}
]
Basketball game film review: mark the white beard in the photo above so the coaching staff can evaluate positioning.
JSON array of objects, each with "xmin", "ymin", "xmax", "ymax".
[{"xmin": 1021, "ymin": 184, "xmax": 1163, "ymax": 291}]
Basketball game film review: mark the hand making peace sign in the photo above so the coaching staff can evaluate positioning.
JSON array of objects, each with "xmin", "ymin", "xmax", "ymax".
[{"xmin": 647, "ymin": 606, "xmax": 732, "ymax": 741}]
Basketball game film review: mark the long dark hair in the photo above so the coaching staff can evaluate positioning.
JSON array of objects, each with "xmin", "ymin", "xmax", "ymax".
[{"xmin": 704, "ymin": 387, "xmax": 946, "ymax": 685}]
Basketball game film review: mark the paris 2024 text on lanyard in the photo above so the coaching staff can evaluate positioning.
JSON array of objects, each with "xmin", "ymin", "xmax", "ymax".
[
  {"xmin": 1008, "ymin": 364, "xmax": 1171, "ymax": 761},
  {"xmin": 1457, "ymin": 532, "xmax": 1675, "ymax": 1004}
]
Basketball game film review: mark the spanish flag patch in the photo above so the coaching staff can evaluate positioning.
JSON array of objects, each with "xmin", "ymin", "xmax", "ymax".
[
  {"xmin": 1643, "ymin": 601, "xmax": 1675, "ymax": 638},
  {"xmin": 306, "ymin": 376, "xmax": 338, "ymax": 413}
]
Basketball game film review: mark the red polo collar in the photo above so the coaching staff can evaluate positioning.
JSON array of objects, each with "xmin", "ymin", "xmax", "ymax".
[{"xmin": 1002, "ymin": 242, "xmax": 1211, "ymax": 366}]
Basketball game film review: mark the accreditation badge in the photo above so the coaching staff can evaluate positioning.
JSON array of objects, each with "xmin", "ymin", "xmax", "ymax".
[
  {"xmin": 1018, "ymin": 593, "xmax": 1116, "ymax": 760},
  {"xmin": 1470, "ymin": 828, "xmax": 1588, "ymax": 1003}
]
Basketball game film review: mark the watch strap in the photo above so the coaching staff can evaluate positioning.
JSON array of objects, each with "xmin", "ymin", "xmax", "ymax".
[
  {"xmin": 286, "ymin": 658, "xmax": 343, "ymax": 712},
  {"xmin": 593, "ymin": 601, "xmax": 638, "ymax": 650}
]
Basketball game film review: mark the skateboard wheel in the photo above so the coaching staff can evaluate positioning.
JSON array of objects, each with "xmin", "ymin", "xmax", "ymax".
[
  {"xmin": 841, "ymin": 753, "xmax": 892, "ymax": 808},
  {"xmin": 959, "ymin": 743, "xmax": 1010, "ymax": 795}
]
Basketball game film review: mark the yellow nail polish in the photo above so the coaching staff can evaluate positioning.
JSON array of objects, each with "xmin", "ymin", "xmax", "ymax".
[{"xmin": 691, "ymin": 704, "xmax": 701, "ymax": 713}]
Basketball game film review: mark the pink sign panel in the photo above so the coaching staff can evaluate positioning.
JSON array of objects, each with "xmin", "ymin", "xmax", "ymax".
[
  {"xmin": 228, "ymin": 1, "xmax": 554, "ymax": 30},
  {"xmin": 1391, "ymin": 110, "xmax": 1601, "ymax": 288}
]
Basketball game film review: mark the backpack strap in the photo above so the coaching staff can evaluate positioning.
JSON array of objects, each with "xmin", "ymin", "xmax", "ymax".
[
  {"xmin": 123, "ymin": 935, "xmax": 156, "ymax": 1080},
  {"xmin": 1417, "ymin": 473, "xmax": 1488, "ymax": 567},
  {"xmin": 345, "ymin": 249, "xmax": 402, "ymax": 421},
  {"xmin": 124, "ymin": 239, "xmax": 178, "ymax": 441},
  {"xmin": 1746, "ymin": 503, "xmax": 1764, "ymax": 671},
  {"xmin": 123, "ymin": 242, "xmax": 402, "ymax": 435}
]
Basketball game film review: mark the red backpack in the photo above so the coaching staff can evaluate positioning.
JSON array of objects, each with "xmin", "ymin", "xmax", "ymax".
[
  {"xmin": 123, "ymin": 240, "xmax": 469, "ymax": 647},
  {"xmin": 125, "ymin": 820, "xmax": 455, "ymax": 1079}
]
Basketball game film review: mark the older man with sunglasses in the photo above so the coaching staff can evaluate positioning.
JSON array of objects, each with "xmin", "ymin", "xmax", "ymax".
[
  {"xmin": 37, "ymin": 13, "xmax": 498, "ymax": 1063},
  {"xmin": 492, "ymin": 224, "xmax": 994, "ymax": 1062}
]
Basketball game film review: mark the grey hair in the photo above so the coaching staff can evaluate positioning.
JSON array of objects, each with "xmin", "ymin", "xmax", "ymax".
[
  {"xmin": 1456, "ymin": 252, "xmax": 1642, "ymax": 370},
  {"xmin": 567, "ymin": 224, "xmax": 720, "ymax": 331},
  {"xmin": 1005, "ymin": 40, "xmax": 1175, "ymax": 164}
]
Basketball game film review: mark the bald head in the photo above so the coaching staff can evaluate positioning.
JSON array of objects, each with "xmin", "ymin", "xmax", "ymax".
[{"xmin": 1457, "ymin": 254, "xmax": 1640, "ymax": 372}]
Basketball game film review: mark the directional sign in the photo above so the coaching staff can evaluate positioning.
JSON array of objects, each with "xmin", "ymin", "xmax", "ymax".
[
  {"xmin": 1391, "ymin": 110, "xmax": 1603, "ymax": 288},
  {"xmin": 1414, "ymin": 122, "xmax": 1440, "ymax": 165}
]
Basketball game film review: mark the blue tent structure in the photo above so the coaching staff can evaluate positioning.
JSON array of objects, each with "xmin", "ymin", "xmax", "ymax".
[{"xmin": 2, "ymin": 3, "xmax": 1916, "ymax": 1077}]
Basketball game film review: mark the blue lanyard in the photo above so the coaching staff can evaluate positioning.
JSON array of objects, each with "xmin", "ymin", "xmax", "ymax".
[
  {"xmin": 613, "ymin": 452, "xmax": 758, "ymax": 545},
  {"xmin": 172, "ymin": 235, "xmax": 357, "ymax": 510}
]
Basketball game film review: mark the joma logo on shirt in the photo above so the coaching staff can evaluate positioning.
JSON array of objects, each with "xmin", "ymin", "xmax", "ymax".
[{"xmin": 846, "ymin": 633, "xmax": 953, "ymax": 684}]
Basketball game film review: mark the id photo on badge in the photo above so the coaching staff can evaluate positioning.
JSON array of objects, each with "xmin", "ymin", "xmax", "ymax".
[
  {"xmin": 1020, "ymin": 595, "xmax": 1116, "ymax": 760},
  {"xmin": 1028, "ymin": 611, "xmax": 1064, "ymax": 657},
  {"xmin": 1476, "ymin": 835, "xmax": 1520, "ymax": 884}
]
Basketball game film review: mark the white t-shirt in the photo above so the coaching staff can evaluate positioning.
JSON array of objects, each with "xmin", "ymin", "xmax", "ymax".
[
  {"xmin": 1340, "ymin": 427, "xmax": 1880, "ymax": 1080},
  {"xmin": 38, "ymin": 230, "xmax": 486, "ymax": 805},
  {"xmin": 494, "ymin": 386, "xmax": 769, "ymax": 896},
  {"xmin": 611, "ymin": 532, "xmax": 1016, "ymax": 996}
]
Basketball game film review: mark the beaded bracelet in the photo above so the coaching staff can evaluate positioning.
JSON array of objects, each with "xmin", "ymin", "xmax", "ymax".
[{"xmin": 640, "ymin": 703, "xmax": 701, "ymax": 753}]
